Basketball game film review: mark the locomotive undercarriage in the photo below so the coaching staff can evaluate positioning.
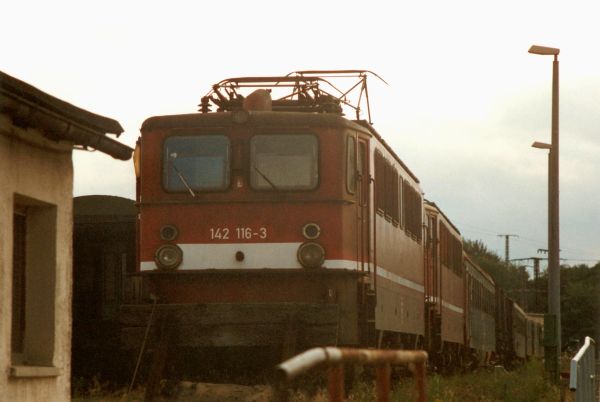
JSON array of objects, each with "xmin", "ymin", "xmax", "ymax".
[
  {"xmin": 120, "ymin": 302, "xmax": 340, "ymax": 351},
  {"xmin": 119, "ymin": 269, "xmax": 365, "ymax": 360}
]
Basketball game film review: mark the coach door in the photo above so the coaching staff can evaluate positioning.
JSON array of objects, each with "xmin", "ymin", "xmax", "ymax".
[{"xmin": 425, "ymin": 214, "xmax": 442, "ymax": 350}]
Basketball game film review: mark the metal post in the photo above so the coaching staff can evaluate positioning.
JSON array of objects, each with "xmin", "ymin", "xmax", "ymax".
[
  {"xmin": 497, "ymin": 234, "xmax": 517, "ymax": 264},
  {"xmin": 529, "ymin": 45, "xmax": 561, "ymax": 384},
  {"xmin": 375, "ymin": 364, "xmax": 391, "ymax": 402},
  {"xmin": 415, "ymin": 361, "xmax": 427, "ymax": 402},
  {"xmin": 327, "ymin": 364, "xmax": 345, "ymax": 402},
  {"xmin": 548, "ymin": 55, "xmax": 561, "ymax": 381},
  {"xmin": 532, "ymin": 258, "xmax": 540, "ymax": 311}
]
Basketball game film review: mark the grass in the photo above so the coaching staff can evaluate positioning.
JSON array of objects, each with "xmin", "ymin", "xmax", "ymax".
[
  {"xmin": 289, "ymin": 359, "xmax": 562, "ymax": 402},
  {"xmin": 73, "ymin": 359, "xmax": 565, "ymax": 401},
  {"xmin": 368, "ymin": 359, "xmax": 558, "ymax": 402}
]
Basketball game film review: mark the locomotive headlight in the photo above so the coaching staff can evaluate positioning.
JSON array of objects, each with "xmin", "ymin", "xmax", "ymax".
[
  {"xmin": 159, "ymin": 224, "xmax": 179, "ymax": 241},
  {"xmin": 302, "ymin": 223, "xmax": 321, "ymax": 240},
  {"xmin": 155, "ymin": 244, "xmax": 183, "ymax": 270},
  {"xmin": 297, "ymin": 242, "xmax": 325, "ymax": 269}
]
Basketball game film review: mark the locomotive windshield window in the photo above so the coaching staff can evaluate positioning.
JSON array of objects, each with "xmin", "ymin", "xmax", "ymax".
[
  {"xmin": 250, "ymin": 134, "xmax": 318, "ymax": 190},
  {"xmin": 163, "ymin": 136, "xmax": 230, "ymax": 192}
]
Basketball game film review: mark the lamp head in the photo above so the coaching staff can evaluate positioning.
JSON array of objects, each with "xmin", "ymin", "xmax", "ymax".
[
  {"xmin": 529, "ymin": 45, "xmax": 560, "ymax": 56},
  {"xmin": 532, "ymin": 141, "xmax": 552, "ymax": 150}
]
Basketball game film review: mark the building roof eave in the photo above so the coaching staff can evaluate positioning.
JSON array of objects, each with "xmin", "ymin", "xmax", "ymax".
[{"xmin": 0, "ymin": 70, "xmax": 132, "ymax": 160}]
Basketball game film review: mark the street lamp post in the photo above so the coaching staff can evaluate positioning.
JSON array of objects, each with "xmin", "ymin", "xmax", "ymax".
[{"xmin": 529, "ymin": 44, "xmax": 560, "ymax": 383}]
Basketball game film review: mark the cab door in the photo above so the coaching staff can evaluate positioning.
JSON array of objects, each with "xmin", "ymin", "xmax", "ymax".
[
  {"xmin": 357, "ymin": 137, "xmax": 370, "ymax": 273},
  {"xmin": 349, "ymin": 134, "xmax": 374, "ymax": 346}
]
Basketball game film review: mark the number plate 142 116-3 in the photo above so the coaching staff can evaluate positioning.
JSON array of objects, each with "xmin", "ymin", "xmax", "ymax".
[{"xmin": 209, "ymin": 227, "xmax": 267, "ymax": 240}]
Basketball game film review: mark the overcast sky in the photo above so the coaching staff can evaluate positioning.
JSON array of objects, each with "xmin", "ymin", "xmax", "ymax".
[{"xmin": 3, "ymin": 0, "xmax": 599, "ymax": 274}]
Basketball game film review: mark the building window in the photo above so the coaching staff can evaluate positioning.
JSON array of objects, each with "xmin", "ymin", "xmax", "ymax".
[
  {"xmin": 11, "ymin": 195, "xmax": 57, "ymax": 367},
  {"xmin": 12, "ymin": 209, "xmax": 26, "ymax": 356}
]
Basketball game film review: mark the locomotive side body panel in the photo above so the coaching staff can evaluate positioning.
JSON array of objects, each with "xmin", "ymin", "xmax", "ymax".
[{"xmin": 372, "ymin": 144, "xmax": 425, "ymax": 337}]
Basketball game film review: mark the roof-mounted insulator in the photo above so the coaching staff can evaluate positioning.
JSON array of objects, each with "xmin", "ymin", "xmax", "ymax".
[{"xmin": 199, "ymin": 96, "xmax": 211, "ymax": 113}]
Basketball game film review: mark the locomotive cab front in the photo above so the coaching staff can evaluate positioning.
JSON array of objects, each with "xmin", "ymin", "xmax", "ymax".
[{"xmin": 124, "ymin": 74, "xmax": 376, "ymax": 353}]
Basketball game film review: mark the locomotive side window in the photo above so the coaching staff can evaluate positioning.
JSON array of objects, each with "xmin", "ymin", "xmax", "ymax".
[
  {"xmin": 163, "ymin": 136, "xmax": 230, "ymax": 192},
  {"xmin": 386, "ymin": 163, "xmax": 399, "ymax": 225},
  {"xmin": 346, "ymin": 136, "xmax": 356, "ymax": 194},
  {"xmin": 250, "ymin": 134, "xmax": 318, "ymax": 190},
  {"xmin": 374, "ymin": 151, "xmax": 385, "ymax": 213},
  {"xmin": 358, "ymin": 142, "xmax": 367, "ymax": 205}
]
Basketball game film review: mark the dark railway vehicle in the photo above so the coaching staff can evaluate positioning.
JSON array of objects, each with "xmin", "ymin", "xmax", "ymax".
[
  {"xmin": 495, "ymin": 287, "xmax": 515, "ymax": 364},
  {"xmin": 119, "ymin": 70, "xmax": 542, "ymax": 372},
  {"xmin": 512, "ymin": 302, "xmax": 528, "ymax": 361},
  {"xmin": 526, "ymin": 313, "xmax": 544, "ymax": 359},
  {"xmin": 72, "ymin": 195, "xmax": 136, "ymax": 379},
  {"xmin": 464, "ymin": 253, "xmax": 496, "ymax": 367},
  {"xmin": 493, "ymin": 287, "xmax": 539, "ymax": 366}
]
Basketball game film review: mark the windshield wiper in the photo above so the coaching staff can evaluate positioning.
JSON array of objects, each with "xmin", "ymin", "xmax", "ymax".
[
  {"xmin": 253, "ymin": 165, "xmax": 280, "ymax": 191},
  {"xmin": 169, "ymin": 154, "xmax": 196, "ymax": 197}
]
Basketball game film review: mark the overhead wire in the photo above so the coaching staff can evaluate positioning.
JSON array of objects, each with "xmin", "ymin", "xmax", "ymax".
[{"xmin": 455, "ymin": 220, "xmax": 600, "ymax": 263}]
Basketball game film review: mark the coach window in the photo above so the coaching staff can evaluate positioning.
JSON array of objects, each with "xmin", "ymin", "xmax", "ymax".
[
  {"xmin": 250, "ymin": 134, "xmax": 318, "ymax": 190},
  {"xmin": 402, "ymin": 180, "xmax": 423, "ymax": 242},
  {"xmin": 163, "ymin": 136, "xmax": 230, "ymax": 191},
  {"xmin": 346, "ymin": 136, "xmax": 356, "ymax": 194},
  {"xmin": 398, "ymin": 176, "xmax": 404, "ymax": 228}
]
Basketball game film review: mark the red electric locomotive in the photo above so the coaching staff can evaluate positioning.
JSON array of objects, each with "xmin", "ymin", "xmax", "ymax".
[
  {"xmin": 121, "ymin": 71, "xmax": 542, "ymax": 373},
  {"xmin": 124, "ymin": 71, "xmax": 430, "ymax": 357}
]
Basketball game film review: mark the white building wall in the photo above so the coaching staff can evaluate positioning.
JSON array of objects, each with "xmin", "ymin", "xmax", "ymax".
[{"xmin": 0, "ymin": 117, "xmax": 74, "ymax": 402}]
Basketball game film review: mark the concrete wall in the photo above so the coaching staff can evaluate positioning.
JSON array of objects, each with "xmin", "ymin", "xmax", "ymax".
[{"xmin": 0, "ymin": 113, "xmax": 74, "ymax": 401}]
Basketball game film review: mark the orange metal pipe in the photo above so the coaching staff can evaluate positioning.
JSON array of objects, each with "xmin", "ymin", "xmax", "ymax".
[{"xmin": 275, "ymin": 348, "xmax": 428, "ymax": 402}]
